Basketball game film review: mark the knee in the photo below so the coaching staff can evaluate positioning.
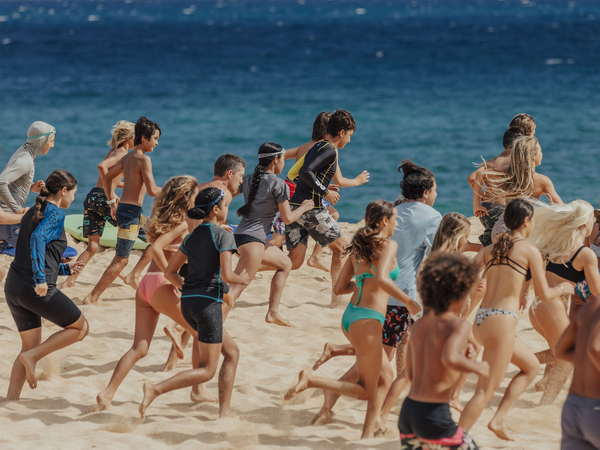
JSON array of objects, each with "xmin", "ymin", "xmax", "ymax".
[
  {"xmin": 524, "ymin": 360, "xmax": 541, "ymax": 378},
  {"xmin": 88, "ymin": 241, "xmax": 100, "ymax": 254},
  {"xmin": 290, "ymin": 257, "xmax": 304, "ymax": 271},
  {"xmin": 222, "ymin": 341, "xmax": 240, "ymax": 365},
  {"xmin": 281, "ymin": 258, "xmax": 292, "ymax": 272},
  {"xmin": 77, "ymin": 318, "xmax": 89, "ymax": 341},
  {"xmin": 132, "ymin": 341, "xmax": 150, "ymax": 359}
]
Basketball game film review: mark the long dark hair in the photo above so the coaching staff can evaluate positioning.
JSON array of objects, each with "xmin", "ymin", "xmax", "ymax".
[
  {"xmin": 492, "ymin": 198, "xmax": 534, "ymax": 260},
  {"xmin": 237, "ymin": 142, "xmax": 283, "ymax": 217},
  {"xmin": 33, "ymin": 170, "xmax": 77, "ymax": 224},
  {"xmin": 187, "ymin": 187, "xmax": 224, "ymax": 220},
  {"xmin": 348, "ymin": 200, "xmax": 395, "ymax": 263}
]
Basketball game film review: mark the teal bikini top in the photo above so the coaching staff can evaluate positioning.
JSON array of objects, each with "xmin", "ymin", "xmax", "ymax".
[{"xmin": 354, "ymin": 264, "xmax": 400, "ymax": 306}]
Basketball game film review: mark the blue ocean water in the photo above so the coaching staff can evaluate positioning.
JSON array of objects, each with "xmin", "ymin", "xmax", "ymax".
[{"xmin": 0, "ymin": 0, "xmax": 599, "ymax": 222}]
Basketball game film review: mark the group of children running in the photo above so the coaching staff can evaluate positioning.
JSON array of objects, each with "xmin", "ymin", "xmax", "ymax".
[{"xmin": 0, "ymin": 111, "xmax": 599, "ymax": 449}]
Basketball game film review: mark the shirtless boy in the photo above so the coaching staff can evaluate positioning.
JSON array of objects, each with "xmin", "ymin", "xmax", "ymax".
[
  {"xmin": 400, "ymin": 252, "xmax": 488, "ymax": 450},
  {"xmin": 555, "ymin": 294, "xmax": 600, "ymax": 449},
  {"xmin": 83, "ymin": 117, "xmax": 162, "ymax": 304}
]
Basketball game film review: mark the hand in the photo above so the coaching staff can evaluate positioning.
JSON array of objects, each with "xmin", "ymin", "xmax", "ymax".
[
  {"xmin": 474, "ymin": 206, "xmax": 487, "ymax": 217},
  {"xmin": 109, "ymin": 202, "xmax": 117, "ymax": 221},
  {"xmin": 406, "ymin": 299, "xmax": 422, "ymax": 316},
  {"xmin": 221, "ymin": 224, "xmax": 234, "ymax": 233},
  {"xmin": 519, "ymin": 292, "xmax": 529, "ymax": 312},
  {"xmin": 30, "ymin": 180, "xmax": 45, "ymax": 193},
  {"xmin": 325, "ymin": 189, "xmax": 340, "ymax": 205},
  {"xmin": 34, "ymin": 283, "xmax": 48, "ymax": 297},
  {"xmin": 70, "ymin": 261, "xmax": 85, "ymax": 275},
  {"xmin": 465, "ymin": 341, "xmax": 479, "ymax": 359},
  {"xmin": 560, "ymin": 282, "xmax": 575, "ymax": 297},
  {"xmin": 300, "ymin": 199, "xmax": 314, "ymax": 211},
  {"xmin": 354, "ymin": 170, "xmax": 370, "ymax": 185},
  {"xmin": 328, "ymin": 184, "xmax": 340, "ymax": 192},
  {"xmin": 18, "ymin": 207, "xmax": 28, "ymax": 215}
]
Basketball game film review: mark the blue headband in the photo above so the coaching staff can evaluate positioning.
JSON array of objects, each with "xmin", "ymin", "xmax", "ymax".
[
  {"xmin": 27, "ymin": 131, "xmax": 55, "ymax": 141},
  {"xmin": 196, "ymin": 189, "xmax": 224, "ymax": 209}
]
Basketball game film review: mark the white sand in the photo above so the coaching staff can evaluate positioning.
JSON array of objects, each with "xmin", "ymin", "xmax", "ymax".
[{"xmin": 0, "ymin": 221, "xmax": 563, "ymax": 449}]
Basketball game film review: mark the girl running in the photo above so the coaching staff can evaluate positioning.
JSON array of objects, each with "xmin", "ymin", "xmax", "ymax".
[
  {"xmin": 4, "ymin": 170, "xmax": 88, "ymax": 399},
  {"xmin": 228, "ymin": 142, "xmax": 313, "ymax": 326},
  {"xmin": 285, "ymin": 200, "xmax": 414, "ymax": 439},
  {"xmin": 138, "ymin": 187, "xmax": 249, "ymax": 419},
  {"xmin": 96, "ymin": 175, "xmax": 200, "ymax": 410},
  {"xmin": 528, "ymin": 200, "xmax": 600, "ymax": 404},
  {"xmin": 459, "ymin": 198, "xmax": 573, "ymax": 440}
]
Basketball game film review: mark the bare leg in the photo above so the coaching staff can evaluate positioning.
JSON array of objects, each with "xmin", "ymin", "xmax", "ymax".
[
  {"xmin": 139, "ymin": 341, "xmax": 222, "ymax": 418},
  {"xmin": 190, "ymin": 340, "xmax": 217, "ymax": 403},
  {"xmin": 307, "ymin": 243, "xmax": 329, "ymax": 272},
  {"xmin": 381, "ymin": 338, "xmax": 410, "ymax": 418},
  {"xmin": 328, "ymin": 237, "xmax": 347, "ymax": 307},
  {"xmin": 83, "ymin": 255, "xmax": 129, "ymax": 304},
  {"xmin": 62, "ymin": 236, "xmax": 100, "ymax": 288},
  {"xmin": 96, "ymin": 296, "xmax": 159, "ymax": 410},
  {"xmin": 459, "ymin": 315, "xmax": 517, "ymax": 431},
  {"xmin": 261, "ymin": 245, "xmax": 293, "ymax": 326},
  {"xmin": 227, "ymin": 242, "xmax": 264, "ymax": 302},
  {"xmin": 488, "ymin": 336, "xmax": 540, "ymax": 440},
  {"xmin": 120, "ymin": 247, "xmax": 152, "ymax": 290},
  {"xmin": 312, "ymin": 343, "xmax": 355, "ymax": 370},
  {"xmin": 18, "ymin": 315, "xmax": 88, "ymax": 390},
  {"xmin": 217, "ymin": 331, "xmax": 239, "ymax": 417},
  {"xmin": 311, "ymin": 363, "xmax": 359, "ymax": 425},
  {"xmin": 163, "ymin": 329, "xmax": 191, "ymax": 371},
  {"xmin": 6, "ymin": 328, "xmax": 42, "ymax": 400}
]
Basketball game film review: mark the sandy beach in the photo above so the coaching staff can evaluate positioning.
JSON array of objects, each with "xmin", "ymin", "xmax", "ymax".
[{"xmin": 0, "ymin": 220, "xmax": 562, "ymax": 449}]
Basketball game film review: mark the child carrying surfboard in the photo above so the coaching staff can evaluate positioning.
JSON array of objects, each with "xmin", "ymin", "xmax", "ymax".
[
  {"xmin": 62, "ymin": 121, "xmax": 135, "ymax": 288},
  {"xmin": 82, "ymin": 117, "xmax": 162, "ymax": 304}
]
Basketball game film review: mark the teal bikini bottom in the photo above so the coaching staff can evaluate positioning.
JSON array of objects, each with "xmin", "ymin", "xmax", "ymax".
[{"xmin": 341, "ymin": 302, "xmax": 385, "ymax": 332}]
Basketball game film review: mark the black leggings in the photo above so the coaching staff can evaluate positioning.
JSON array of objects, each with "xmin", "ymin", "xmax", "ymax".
[
  {"xmin": 181, "ymin": 297, "xmax": 223, "ymax": 344},
  {"xmin": 4, "ymin": 270, "xmax": 81, "ymax": 332}
]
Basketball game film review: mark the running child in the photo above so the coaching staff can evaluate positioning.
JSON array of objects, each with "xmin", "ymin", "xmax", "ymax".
[
  {"xmin": 228, "ymin": 142, "xmax": 313, "ymax": 327},
  {"xmin": 63, "ymin": 120, "xmax": 135, "ymax": 288},
  {"xmin": 555, "ymin": 294, "xmax": 600, "ymax": 449},
  {"xmin": 96, "ymin": 175, "xmax": 200, "ymax": 410},
  {"xmin": 83, "ymin": 116, "xmax": 162, "ymax": 304},
  {"xmin": 285, "ymin": 109, "xmax": 356, "ymax": 307},
  {"xmin": 399, "ymin": 252, "xmax": 486, "ymax": 450},
  {"xmin": 4, "ymin": 170, "xmax": 89, "ymax": 399},
  {"xmin": 138, "ymin": 187, "xmax": 249, "ymax": 419}
]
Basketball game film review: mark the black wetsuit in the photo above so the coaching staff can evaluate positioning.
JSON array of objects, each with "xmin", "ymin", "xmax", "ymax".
[
  {"xmin": 291, "ymin": 141, "xmax": 337, "ymax": 208},
  {"xmin": 4, "ymin": 202, "xmax": 81, "ymax": 331}
]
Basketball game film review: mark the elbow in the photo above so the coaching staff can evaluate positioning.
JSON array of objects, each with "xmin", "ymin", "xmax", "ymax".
[
  {"xmin": 589, "ymin": 340, "xmax": 600, "ymax": 360},
  {"xmin": 440, "ymin": 353, "xmax": 458, "ymax": 369}
]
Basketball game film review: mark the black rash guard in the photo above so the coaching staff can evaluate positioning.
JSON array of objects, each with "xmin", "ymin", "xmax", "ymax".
[{"xmin": 291, "ymin": 141, "xmax": 337, "ymax": 208}]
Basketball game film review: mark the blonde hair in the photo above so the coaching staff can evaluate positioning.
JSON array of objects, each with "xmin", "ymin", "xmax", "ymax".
[
  {"xmin": 530, "ymin": 199, "xmax": 594, "ymax": 263},
  {"xmin": 107, "ymin": 120, "xmax": 135, "ymax": 149},
  {"xmin": 431, "ymin": 213, "xmax": 471, "ymax": 253},
  {"xmin": 483, "ymin": 135, "xmax": 540, "ymax": 202},
  {"xmin": 146, "ymin": 175, "xmax": 198, "ymax": 242}
]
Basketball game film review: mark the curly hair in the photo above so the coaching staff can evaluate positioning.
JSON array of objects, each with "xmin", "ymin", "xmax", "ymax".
[
  {"xmin": 146, "ymin": 175, "xmax": 198, "ymax": 242},
  {"xmin": 508, "ymin": 113, "xmax": 536, "ymax": 136},
  {"xmin": 348, "ymin": 200, "xmax": 395, "ymax": 263},
  {"xmin": 418, "ymin": 252, "xmax": 479, "ymax": 314}
]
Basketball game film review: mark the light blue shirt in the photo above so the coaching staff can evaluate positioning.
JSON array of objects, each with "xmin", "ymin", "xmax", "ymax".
[{"xmin": 389, "ymin": 201, "xmax": 441, "ymax": 307}]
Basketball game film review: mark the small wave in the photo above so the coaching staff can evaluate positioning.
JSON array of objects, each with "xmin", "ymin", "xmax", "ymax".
[
  {"xmin": 355, "ymin": 8, "xmax": 367, "ymax": 16},
  {"xmin": 87, "ymin": 15, "xmax": 100, "ymax": 22},
  {"xmin": 545, "ymin": 58, "xmax": 563, "ymax": 65}
]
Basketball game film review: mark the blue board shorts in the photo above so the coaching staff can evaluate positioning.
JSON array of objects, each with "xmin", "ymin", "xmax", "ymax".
[{"xmin": 115, "ymin": 203, "xmax": 142, "ymax": 258}]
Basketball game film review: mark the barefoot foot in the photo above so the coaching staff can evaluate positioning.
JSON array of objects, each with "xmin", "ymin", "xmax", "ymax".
[
  {"xmin": 82, "ymin": 294, "xmax": 99, "ymax": 305},
  {"xmin": 139, "ymin": 383, "xmax": 158, "ymax": 418},
  {"xmin": 190, "ymin": 388, "xmax": 217, "ymax": 403},
  {"xmin": 18, "ymin": 353, "xmax": 37, "ymax": 389},
  {"xmin": 310, "ymin": 407, "xmax": 334, "ymax": 425},
  {"xmin": 284, "ymin": 369, "xmax": 312, "ymax": 401},
  {"xmin": 265, "ymin": 311, "xmax": 293, "ymax": 327},
  {"xmin": 60, "ymin": 277, "xmax": 77, "ymax": 289},
  {"xmin": 488, "ymin": 419, "xmax": 514, "ymax": 441},
  {"xmin": 119, "ymin": 272, "xmax": 140, "ymax": 290},
  {"xmin": 312, "ymin": 343, "xmax": 334, "ymax": 370},
  {"xmin": 96, "ymin": 391, "xmax": 112, "ymax": 411},
  {"xmin": 163, "ymin": 326, "xmax": 184, "ymax": 359}
]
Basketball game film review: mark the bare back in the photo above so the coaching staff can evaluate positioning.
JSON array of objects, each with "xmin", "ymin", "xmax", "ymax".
[
  {"xmin": 95, "ymin": 147, "xmax": 127, "ymax": 189},
  {"xmin": 408, "ymin": 313, "xmax": 467, "ymax": 403},
  {"xmin": 569, "ymin": 297, "xmax": 600, "ymax": 398},
  {"xmin": 348, "ymin": 252, "xmax": 396, "ymax": 316},
  {"xmin": 479, "ymin": 240, "xmax": 531, "ymax": 311},
  {"xmin": 120, "ymin": 150, "xmax": 150, "ymax": 205}
]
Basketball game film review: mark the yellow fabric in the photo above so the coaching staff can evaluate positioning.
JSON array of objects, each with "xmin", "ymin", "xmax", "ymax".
[{"xmin": 286, "ymin": 155, "xmax": 306, "ymax": 182}]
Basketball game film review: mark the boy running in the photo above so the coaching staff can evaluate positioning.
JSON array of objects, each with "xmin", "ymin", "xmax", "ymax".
[
  {"xmin": 555, "ymin": 294, "xmax": 600, "ymax": 449},
  {"xmin": 400, "ymin": 252, "xmax": 488, "ymax": 450},
  {"xmin": 285, "ymin": 109, "xmax": 355, "ymax": 306},
  {"xmin": 83, "ymin": 116, "xmax": 162, "ymax": 304}
]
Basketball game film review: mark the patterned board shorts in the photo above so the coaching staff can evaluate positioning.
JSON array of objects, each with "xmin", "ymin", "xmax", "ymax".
[
  {"xmin": 478, "ymin": 202, "xmax": 505, "ymax": 246},
  {"xmin": 83, "ymin": 187, "xmax": 116, "ymax": 237},
  {"xmin": 383, "ymin": 305, "xmax": 414, "ymax": 347},
  {"xmin": 285, "ymin": 207, "xmax": 341, "ymax": 249}
]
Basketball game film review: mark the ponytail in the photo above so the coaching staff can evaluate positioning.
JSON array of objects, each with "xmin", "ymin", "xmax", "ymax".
[
  {"xmin": 490, "ymin": 198, "xmax": 533, "ymax": 259},
  {"xmin": 237, "ymin": 142, "xmax": 284, "ymax": 217},
  {"xmin": 33, "ymin": 170, "xmax": 77, "ymax": 224},
  {"xmin": 348, "ymin": 200, "xmax": 395, "ymax": 263}
]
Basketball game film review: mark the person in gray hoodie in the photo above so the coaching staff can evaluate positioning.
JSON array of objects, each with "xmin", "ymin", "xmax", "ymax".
[{"xmin": 0, "ymin": 121, "xmax": 55, "ymax": 248}]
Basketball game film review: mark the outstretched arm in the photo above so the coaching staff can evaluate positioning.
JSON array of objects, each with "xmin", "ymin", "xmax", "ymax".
[{"xmin": 332, "ymin": 161, "xmax": 369, "ymax": 188}]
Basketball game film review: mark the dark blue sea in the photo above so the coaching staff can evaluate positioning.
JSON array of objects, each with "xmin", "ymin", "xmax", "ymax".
[{"xmin": 1, "ymin": 0, "xmax": 599, "ymax": 222}]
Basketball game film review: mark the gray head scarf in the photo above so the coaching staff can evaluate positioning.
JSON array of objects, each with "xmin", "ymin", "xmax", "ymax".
[{"xmin": 23, "ymin": 121, "xmax": 56, "ymax": 157}]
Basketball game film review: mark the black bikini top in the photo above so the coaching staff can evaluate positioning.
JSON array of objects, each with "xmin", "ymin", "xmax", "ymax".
[
  {"xmin": 546, "ymin": 246, "xmax": 586, "ymax": 283},
  {"xmin": 483, "ymin": 239, "xmax": 532, "ymax": 281}
]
